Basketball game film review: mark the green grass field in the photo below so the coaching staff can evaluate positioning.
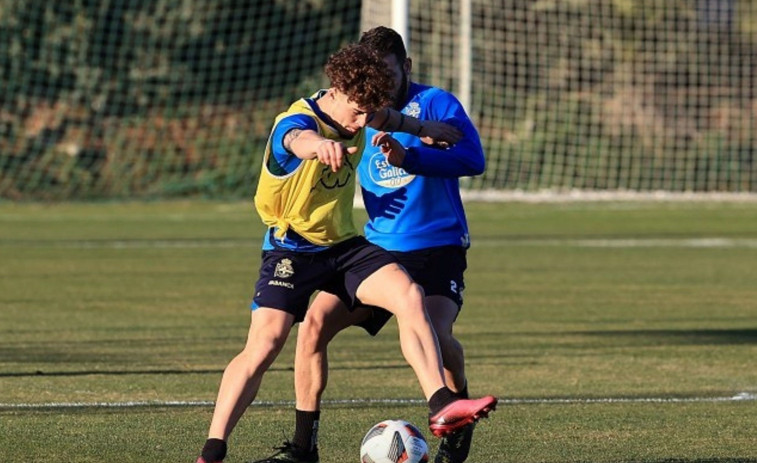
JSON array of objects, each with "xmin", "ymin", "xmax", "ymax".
[{"xmin": 1, "ymin": 200, "xmax": 756, "ymax": 462}]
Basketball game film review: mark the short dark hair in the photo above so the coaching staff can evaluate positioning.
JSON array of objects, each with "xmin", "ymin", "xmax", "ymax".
[
  {"xmin": 359, "ymin": 26, "xmax": 408, "ymax": 63},
  {"xmin": 324, "ymin": 43, "xmax": 395, "ymax": 112}
]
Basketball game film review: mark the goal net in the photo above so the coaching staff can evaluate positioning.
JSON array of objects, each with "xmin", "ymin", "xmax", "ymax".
[{"xmin": 2, "ymin": 1, "xmax": 756, "ymax": 200}]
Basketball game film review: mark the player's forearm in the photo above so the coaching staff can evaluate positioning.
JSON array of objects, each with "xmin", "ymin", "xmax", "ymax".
[
  {"xmin": 285, "ymin": 129, "xmax": 327, "ymax": 160},
  {"xmin": 402, "ymin": 141, "xmax": 485, "ymax": 177},
  {"xmin": 369, "ymin": 108, "xmax": 424, "ymax": 136}
]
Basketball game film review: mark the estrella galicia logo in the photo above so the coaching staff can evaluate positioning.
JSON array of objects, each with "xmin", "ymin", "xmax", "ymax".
[{"xmin": 367, "ymin": 152, "xmax": 415, "ymax": 188}]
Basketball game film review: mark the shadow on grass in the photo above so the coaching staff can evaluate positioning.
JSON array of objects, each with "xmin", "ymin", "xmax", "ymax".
[
  {"xmin": 468, "ymin": 328, "xmax": 757, "ymax": 348},
  {"xmin": 574, "ymin": 328, "xmax": 757, "ymax": 346},
  {"xmin": 0, "ymin": 363, "xmax": 411, "ymax": 377},
  {"xmin": 3, "ymin": 329, "xmax": 754, "ymax": 378}
]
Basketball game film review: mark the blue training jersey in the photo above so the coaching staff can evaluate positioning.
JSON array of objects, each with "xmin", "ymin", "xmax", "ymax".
[{"xmin": 360, "ymin": 82, "xmax": 485, "ymax": 252}]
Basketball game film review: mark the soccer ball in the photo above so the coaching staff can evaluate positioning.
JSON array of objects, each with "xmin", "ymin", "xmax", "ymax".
[{"xmin": 360, "ymin": 419, "xmax": 429, "ymax": 463}]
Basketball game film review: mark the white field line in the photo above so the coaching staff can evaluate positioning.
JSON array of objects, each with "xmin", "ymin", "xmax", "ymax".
[
  {"xmin": 2, "ymin": 392, "xmax": 756, "ymax": 410},
  {"xmin": 52, "ymin": 239, "xmax": 254, "ymax": 248},
  {"xmin": 459, "ymin": 189, "xmax": 757, "ymax": 203},
  {"xmin": 475, "ymin": 237, "xmax": 757, "ymax": 248}
]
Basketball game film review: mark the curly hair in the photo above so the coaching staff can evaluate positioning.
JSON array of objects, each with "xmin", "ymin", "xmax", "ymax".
[{"xmin": 324, "ymin": 43, "xmax": 394, "ymax": 112}]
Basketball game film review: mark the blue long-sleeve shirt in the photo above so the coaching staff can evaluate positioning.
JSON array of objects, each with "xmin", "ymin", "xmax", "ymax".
[{"xmin": 360, "ymin": 82, "xmax": 485, "ymax": 252}]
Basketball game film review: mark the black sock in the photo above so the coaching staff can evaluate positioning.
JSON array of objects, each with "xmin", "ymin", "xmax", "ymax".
[
  {"xmin": 292, "ymin": 409, "xmax": 320, "ymax": 452},
  {"xmin": 428, "ymin": 387, "xmax": 458, "ymax": 415},
  {"xmin": 201, "ymin": 438, "xmax": 227, "ymax": 462}
]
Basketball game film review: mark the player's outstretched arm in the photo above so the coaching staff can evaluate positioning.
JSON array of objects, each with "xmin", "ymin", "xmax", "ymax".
[{"xmin": 284, "ymin": 128, "xmax": 357, "ymax": 172}]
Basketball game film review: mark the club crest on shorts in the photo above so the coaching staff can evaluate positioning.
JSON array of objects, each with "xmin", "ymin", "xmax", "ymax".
[{"xmin": 274, "ymin": 258, "xmax": 294, "ymax": 278}]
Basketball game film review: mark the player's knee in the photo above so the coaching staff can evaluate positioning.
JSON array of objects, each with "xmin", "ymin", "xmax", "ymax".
[
  {"xmin": 237, "ymin": 349, "xmax": 276, "ymax": 375},
  {"xmin": 244, "ymin": 332, "xmax": 287, "ymax": 366},
  {"xmin": 395, "ymin": 282, "xmax": 426, "ymax": 319},
  {"xmin": 298, "ymin": 319, "xmax": 326, "ymax": 352},
  {"xmin": 406, "ymin": 281, "xmax": 425, "ymax": 306}
]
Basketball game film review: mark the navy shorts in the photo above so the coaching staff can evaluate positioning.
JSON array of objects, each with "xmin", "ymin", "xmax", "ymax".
[
  {"xmin": 326, "ymin": 245, "xmax": 468, "ymax": 335},
  {"xmin": 251, "ymin": 236, "xmax": 398, "ymax": 323}
]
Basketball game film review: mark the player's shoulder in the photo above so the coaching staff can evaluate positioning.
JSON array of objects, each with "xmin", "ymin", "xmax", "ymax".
[
  {"xmin": 274, "ymin": 112, "xmax": 318, "ymax": 132},
  {"xmin": 275, "ymin": 95, "xmax": 323, "ymax": 129},
  {"xmin": 410, "ymin": 82, "xmax": 460, "ymax": 109},
  {"xmin": 411, "ymin": 82, "xmax": 449, "ymax": 98}
]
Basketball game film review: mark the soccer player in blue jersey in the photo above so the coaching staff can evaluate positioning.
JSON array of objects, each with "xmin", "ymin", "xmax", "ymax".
[
  {"xmin": 196, "ymin": 42, "xmax": 496, "ymax": 463},
  {"xmin": 256, "ymin": 27, "xmax": 489, "ymax": 463}
]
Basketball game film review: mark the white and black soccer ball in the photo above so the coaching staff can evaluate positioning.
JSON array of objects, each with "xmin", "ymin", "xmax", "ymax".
[{"xmin": 360, "ymin": 419, "xmax": 429, "ymax": 463}]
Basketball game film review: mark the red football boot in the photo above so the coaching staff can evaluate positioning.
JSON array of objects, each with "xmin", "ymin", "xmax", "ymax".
[{"xmin": 428, "ymin": 395, "xmax": 497, "ymax": 438}]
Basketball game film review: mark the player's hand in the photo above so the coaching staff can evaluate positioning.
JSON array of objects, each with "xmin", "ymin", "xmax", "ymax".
[
  {"xmin": 362, "ymin": 187, "xmax": 408, "ymax": 219},
  {"xmin": 372, "ymin": 131, "xmax": 406, "ymax": 167},
  {"xmin": 417, "ymin": 120, "xmax": 462, "ymax": 148},
  {"xmin": 315, "ymin": 139, "xmax": 358, "ymax": 172}
]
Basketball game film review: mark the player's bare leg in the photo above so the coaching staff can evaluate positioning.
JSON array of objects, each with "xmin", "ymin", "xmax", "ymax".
[
  {"xmin": 427, "ymin": 295, "xmax": 467, "ymax": 393},
  {"xmin": 427, "ymin": 295, "xmax": 476, "ymax": 463},
  {"xmin": 252, "ymin": 293, "xmax": 375, "ymax": 463},
  {"xmin": 197, "ymin": 308, "xmax": 294, "ymax": 463},
  {"xmin": 355, "ymin": 263, "xmax": 446, "ymax": 398},
  {"xmin": 295, "ymin": 293, "xmax": 371, "ymax": 411},
  {"xmin": 356, "ymin": 263, "xmax": 497, "ymax": 437},
  {"xmin": 247, "ymin": 298, "xmax": 369, "ymax": 463}
]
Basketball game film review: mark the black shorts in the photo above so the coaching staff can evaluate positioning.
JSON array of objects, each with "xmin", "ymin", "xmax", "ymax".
[
  {"xmin": 326, "ymin": 245, "xmax": 468, "ymax": 335},
  {"xmin": 251, "ymin": 236, "xmax": 398, "ymax": 323}
]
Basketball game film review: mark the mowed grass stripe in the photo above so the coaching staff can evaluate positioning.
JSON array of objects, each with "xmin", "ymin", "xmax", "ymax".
[{"xmin": 4, "ymin": 237, "xmax": 757, "ymax": 248}]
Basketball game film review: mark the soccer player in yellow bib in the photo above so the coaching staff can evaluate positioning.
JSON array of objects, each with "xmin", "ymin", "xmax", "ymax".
[{"xmin": 196, "ymin": 43, "xmax": 497, "ymax": 463}]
